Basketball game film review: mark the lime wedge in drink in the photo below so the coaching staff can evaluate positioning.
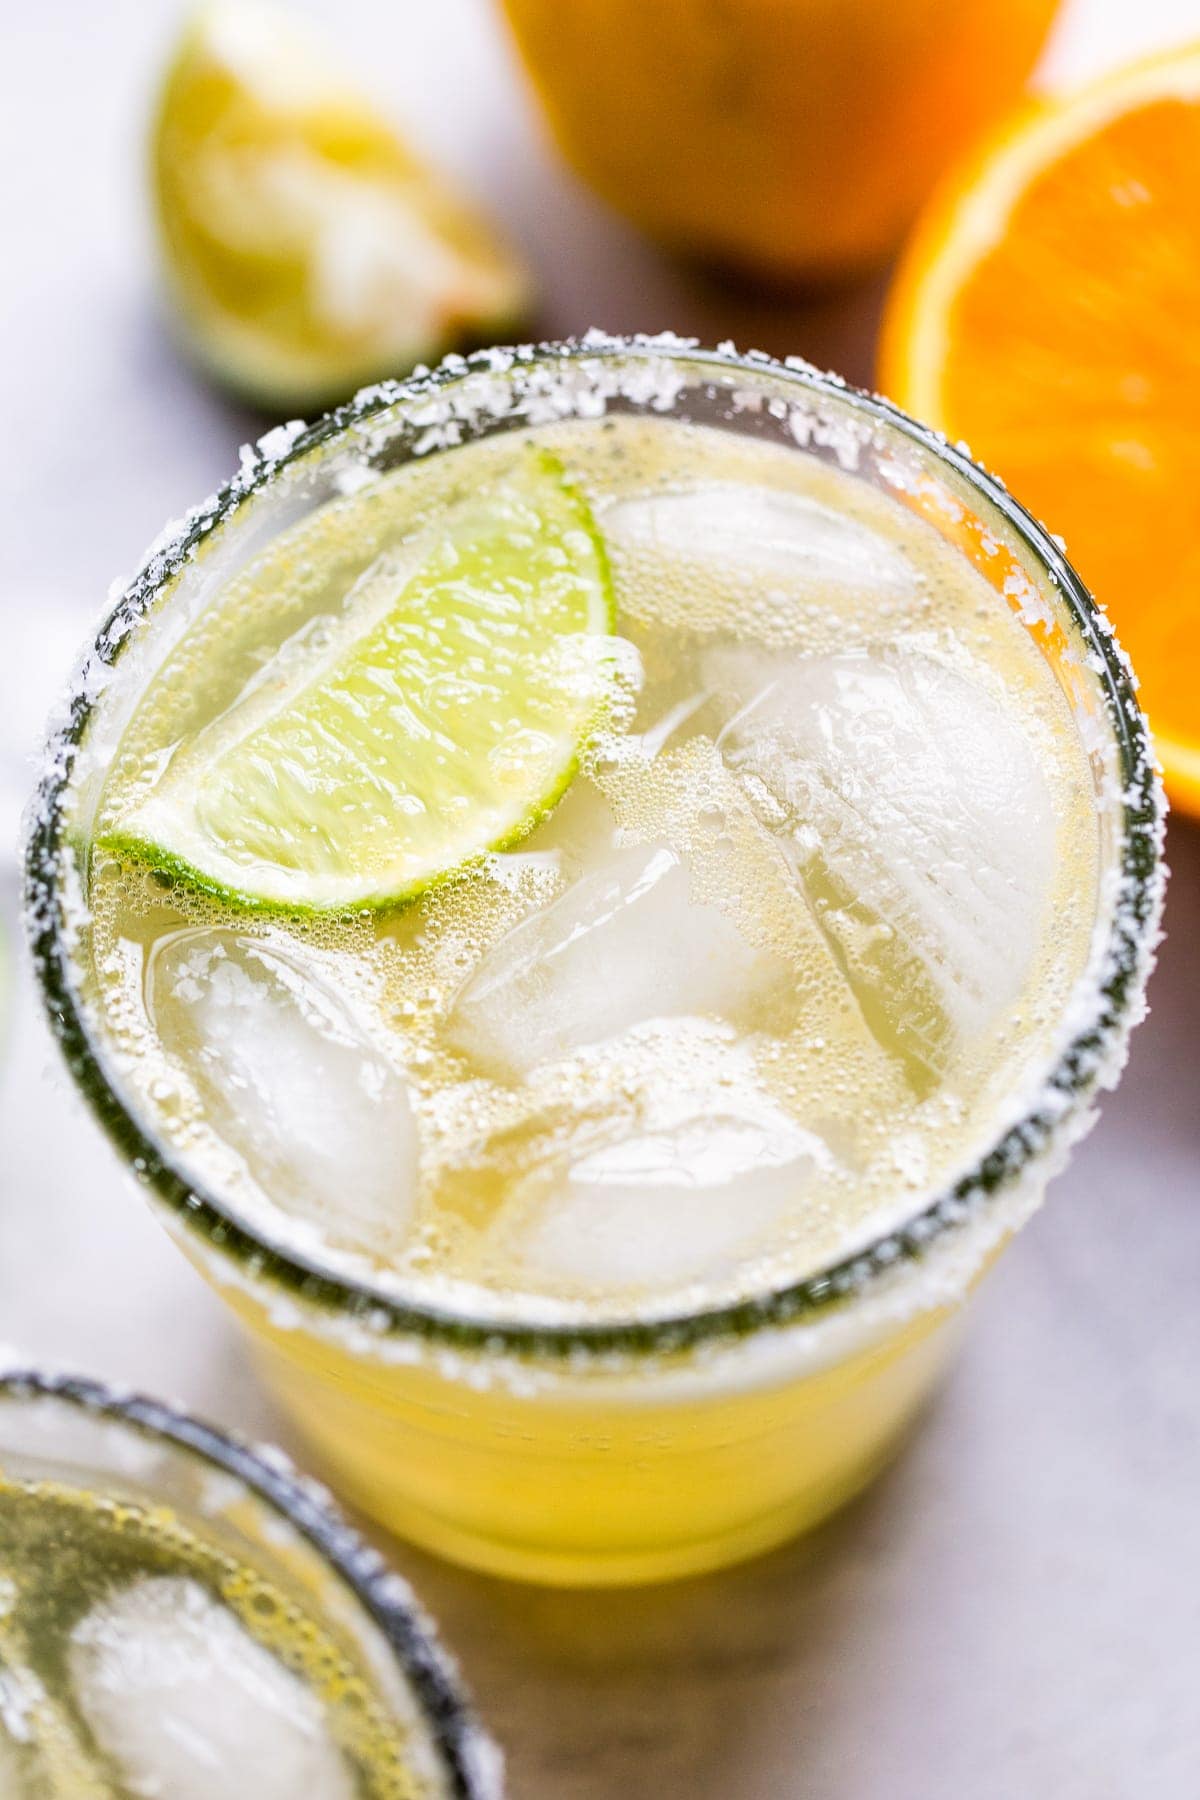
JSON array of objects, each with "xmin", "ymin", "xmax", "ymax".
[
  {"xmin": 151, "ymin": 2, "xmax": 531, "ymax": 410},
  {"xmin": 101, "ymin": 449, "xmax": 615, "ymax": 912}
]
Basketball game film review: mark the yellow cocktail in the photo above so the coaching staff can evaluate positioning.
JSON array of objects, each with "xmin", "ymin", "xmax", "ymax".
[{"xmin": 27, "ymin": 340, "xmax": 1163, "ymax": 1584}]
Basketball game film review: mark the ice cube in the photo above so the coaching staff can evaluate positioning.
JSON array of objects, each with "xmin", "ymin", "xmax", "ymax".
[
  {"xmin": 603, "ymin": 483, "xmax": 918, "ymax": 600},
  {"xmin": 447, "ymin": 843, "xmax": 779, "ymax": 1079},
  {"xmin": 69, "ymin": 1577, "xmax": 354, "ymax": 1800},
  {"xmin": 519, "ymin": 1084, "xmax": 831, "ymax": 1291},
  {"xmin": 706, "ymin": 644, "xmax": 1055, "ymax": 1086},
  {"xmin": 146, "ymin": 931, "xmax": 417, "ymax": 1255}
]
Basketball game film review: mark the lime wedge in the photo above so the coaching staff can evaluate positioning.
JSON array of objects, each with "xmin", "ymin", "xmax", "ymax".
[
  {"xmin": 101, "ymin": 449, "xmax": 615, "ymax": 912},
  {"xmin": 151, "ymin": 2, "xmax": 531, "ymax": 410}
]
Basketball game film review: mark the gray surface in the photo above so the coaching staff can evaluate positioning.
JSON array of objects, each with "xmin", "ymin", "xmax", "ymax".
[{"xmin": 2, "ymin": 2, "xmax": 1199, "ymax": 1795}]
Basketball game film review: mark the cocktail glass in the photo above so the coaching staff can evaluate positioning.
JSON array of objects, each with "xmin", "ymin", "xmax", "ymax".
[{"xmin": 26, "ymin": 337, "xmax": 1164, "ymax": 1586}]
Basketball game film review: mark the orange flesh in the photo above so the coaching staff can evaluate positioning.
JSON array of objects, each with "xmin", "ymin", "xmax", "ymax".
[{"xmin": 903, "ymin": 88, "xmax": 1200, "ymax": 802}]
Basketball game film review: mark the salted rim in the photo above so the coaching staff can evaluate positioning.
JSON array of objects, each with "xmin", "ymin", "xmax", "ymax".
[
  {"xmin": 0, "ymin": 1364, "xmax": 500, "ymax": 1799},
  {"xmin": 24, "ymin": 334, "xmax": 1165, "ymax": 1359}
]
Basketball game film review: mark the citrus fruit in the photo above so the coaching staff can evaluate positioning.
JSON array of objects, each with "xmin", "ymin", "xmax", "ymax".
[
  {"xmin": 101, "ymin": 449, "xmax": 615, "ymax": 912},
  {"xmin": 500, "ymin": 0, "xmax": 1059, "ymax": 282},
  {"xmin": 880, "ymin": 41, "xmax": 1200, "ymax": 812},
  {"xmin": 151, "ymin": 3, "xmax": 531, "ymax": 411}
]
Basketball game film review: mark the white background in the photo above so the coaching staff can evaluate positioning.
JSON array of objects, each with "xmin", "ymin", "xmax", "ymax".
[{"xmin": 2, "ymin": 2, "xmax": 1199, "ymax": 1794}]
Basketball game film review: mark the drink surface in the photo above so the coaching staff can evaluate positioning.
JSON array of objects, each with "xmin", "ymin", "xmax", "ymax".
[
  {"xmin": 79, "ymin": 414, "xmax": 1099, "ymax": 1326},
  {"xmin": 0, "ymin": 1473, "xmax": 432, "ymax": 1798}
]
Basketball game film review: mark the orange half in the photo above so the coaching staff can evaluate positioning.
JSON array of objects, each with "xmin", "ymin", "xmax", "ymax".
[{"xmin": 880, "ymin": 42, "xmax": 1200, "ymax": 813}]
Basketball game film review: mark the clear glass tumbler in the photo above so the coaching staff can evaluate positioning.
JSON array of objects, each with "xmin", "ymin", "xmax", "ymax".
[{"xmin": 26, "ymin": 337, "xmax": 1164, "ymax": 1585}]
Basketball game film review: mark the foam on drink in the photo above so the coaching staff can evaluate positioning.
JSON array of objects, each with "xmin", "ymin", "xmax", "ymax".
[{"xmin": 79, "ymin": 414, "xmax": 1099, "ymax": 1325}]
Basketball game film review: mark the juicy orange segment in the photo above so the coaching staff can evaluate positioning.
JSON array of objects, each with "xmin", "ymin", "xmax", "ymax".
[{"xmin": 880, "ymin": 44, "xmax": 1200, "ymax": 812}]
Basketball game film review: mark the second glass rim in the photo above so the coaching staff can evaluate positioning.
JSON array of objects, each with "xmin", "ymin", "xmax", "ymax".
[{"xmin": 24, "ymin": 334, "xmax": 1166, "ymax": 1360}]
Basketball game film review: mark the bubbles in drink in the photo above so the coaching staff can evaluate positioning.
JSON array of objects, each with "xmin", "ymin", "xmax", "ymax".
[{"xmin": 79, "ymin": 413, "xmax": 1099, "ymax": 1322}]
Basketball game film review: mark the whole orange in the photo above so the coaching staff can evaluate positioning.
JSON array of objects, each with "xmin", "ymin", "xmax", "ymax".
[{"xmin": 500, "ymin": 0, "xmax": 1060, "ymax": 281}]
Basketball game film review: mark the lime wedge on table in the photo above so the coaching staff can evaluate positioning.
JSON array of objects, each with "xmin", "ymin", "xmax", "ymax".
[
  {"xmin": 151, "ymin": 2, "xmax": 531, "ymax": 410},
  {"xmin": 102, "ymin": 450, "xmax": 615, "ymax": 913}
]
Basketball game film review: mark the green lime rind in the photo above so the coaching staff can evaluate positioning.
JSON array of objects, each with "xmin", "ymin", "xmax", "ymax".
[
  {"xmin": 96, "ymin": 447, "xmax": 616, "ymax": 916},
  {"xmin": 93, "ymin": 742, "xmax": 586, "ymax": 923}
]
